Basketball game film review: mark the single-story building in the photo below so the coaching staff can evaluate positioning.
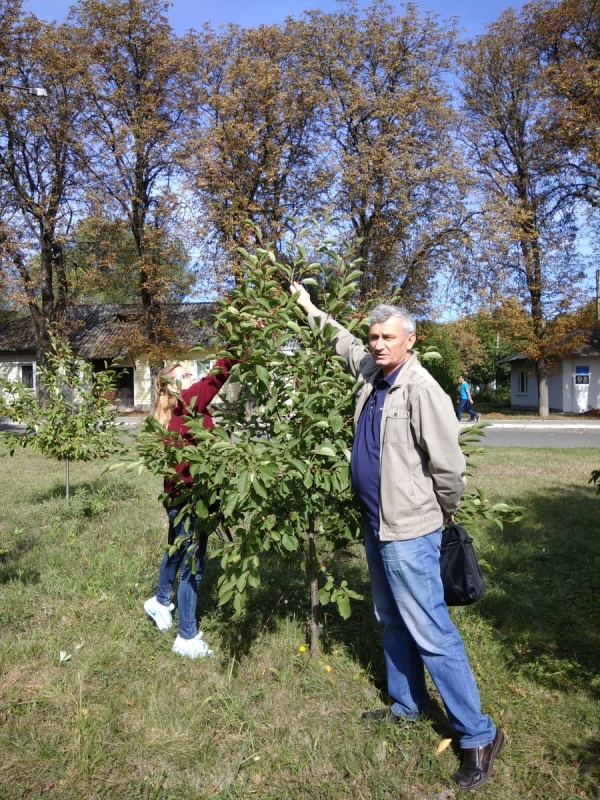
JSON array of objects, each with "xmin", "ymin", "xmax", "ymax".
[
  {"xmin": 0, "ymin": 303, "xmax": 232, "ymax": 411},
  {"xmin": 499, "ymin": 329, "xmax": 600, "ymax": 413}
]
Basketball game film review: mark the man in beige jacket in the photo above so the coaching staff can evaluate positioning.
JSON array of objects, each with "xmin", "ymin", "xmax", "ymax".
[{"xmin": 290, "ymin": 282, "xmax": 504, "ymax": 792}]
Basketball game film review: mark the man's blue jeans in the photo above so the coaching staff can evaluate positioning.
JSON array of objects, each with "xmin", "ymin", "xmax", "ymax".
[
  {"xmin": 156, "ymin": 509, "xmax": 208, "ymax": 640},
  {"xmin": 456, "ymin": 399, "xmax": 476, "ymax": 421},
  {"xmin": 364, "ymin": 524, "xmax": 496, "ymax": 748}
]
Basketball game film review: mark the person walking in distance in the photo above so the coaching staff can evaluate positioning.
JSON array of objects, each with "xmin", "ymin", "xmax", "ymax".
[
  {"xmin": 456, "ymin": 374, "xmax": 480, "ymax": 423},
  {"xmin": 289, "ymin": 282, "xmax": 504, "ymax": 792},
  {"xmin": 144, "ymin": 358, "xmax": 234, "ymax": 658}
]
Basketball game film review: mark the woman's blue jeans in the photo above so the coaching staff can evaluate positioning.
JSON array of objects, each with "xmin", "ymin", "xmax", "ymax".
[
  {"xmin": 364, "ymin": 523, "xmax": 496, "ymax": 748},
  {"xmin": 156, "ymin": 509, "xmax": 208, "ymax": 640}
]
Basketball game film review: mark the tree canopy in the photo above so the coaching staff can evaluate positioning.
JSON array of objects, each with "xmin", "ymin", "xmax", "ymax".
[
  {"xmin": 459, "ymin": 5, "xmax": 591, "ymax": 415},
  {"xmin": 0, "ymin": 0, "xmax": 598, "ymax": 417}
]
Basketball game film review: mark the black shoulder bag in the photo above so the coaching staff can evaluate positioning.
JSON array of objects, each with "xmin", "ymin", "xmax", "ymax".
[{"xmin": 440, "ymin": 522, "xmax": 486, "ymax": 606}]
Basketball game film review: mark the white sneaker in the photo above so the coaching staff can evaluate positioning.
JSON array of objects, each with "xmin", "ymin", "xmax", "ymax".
[
  {"xmin": 144, "ymin": 596, "xmax": 175, "ymax": 631},
  {"xmin": 172, "ymin": 633, "xmax": 214, "ymax": 659}
]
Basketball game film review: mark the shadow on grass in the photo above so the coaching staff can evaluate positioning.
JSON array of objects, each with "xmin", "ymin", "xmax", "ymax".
[
  {"xmin": 29, "ymin": 480, "xmax": 70, "ymax": 504},
  {"xmin": 477, "ymin": 482, "xmax": 600, "ymax": 694},
  {"xmin": 30, "ymin": 476, "xmax": 143, "ymax": 507},
  {"xmin": 0, "ymin": 544, "xmax": 40, "ymax": 588},
  {"xmin": 195, "ymin": 541, "xmax": 397, "ymax": 703},
  {"xmin": 198, "ymin": 481, "xmax": 598, "ymax": 706},
  {"xmin": 195, "ymin": 544, "xmax": 375, "ymax": 661},
  {"xmin": 567, "ymin": 733, "xmax": 600, "ymax": 795}
]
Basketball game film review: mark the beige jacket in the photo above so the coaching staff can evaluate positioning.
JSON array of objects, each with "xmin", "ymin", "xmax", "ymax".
[{"xmin": 308, "ymin": 311, "xmax": 466, "ymax": 540}]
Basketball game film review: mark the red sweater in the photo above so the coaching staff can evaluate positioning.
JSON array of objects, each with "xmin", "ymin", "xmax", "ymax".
[{"xmin": 163, "ymin": 357, "xmax": 235, "ymax": 504}]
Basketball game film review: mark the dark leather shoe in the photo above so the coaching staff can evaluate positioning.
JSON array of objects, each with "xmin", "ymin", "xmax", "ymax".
[{"xmin": 453, "ymin": 729, "xmax": 504, "ymax": 791}]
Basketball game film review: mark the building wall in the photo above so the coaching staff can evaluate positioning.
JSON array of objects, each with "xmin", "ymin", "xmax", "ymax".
[
  {"xmin": 510, "ymin": 361, "xmax": 537, "ymax": 408},
  {"xmin": 0, "ymin": 352, "xmax": 37, "ymax": 391},
  {"xmin": 510, "ymin": 357, "xmax": 600, "ymax": 412},
  {"xmin": 548, "ymin": 371, "xmax": 563, "ymax": 411},
  {"xmin": 562, "ymin": 357, "xmax": 600, "ymax": 413},
  {"xmin": 134, "ymin": 357, "xmax": 151, "ymax": 409},
  {"xmin": 1, "ymin": 349, "xmax": 238, "ymax": 411},
  {"xmin": 132, "ymin": 350, "xmax": 233, "ymax": 410}
]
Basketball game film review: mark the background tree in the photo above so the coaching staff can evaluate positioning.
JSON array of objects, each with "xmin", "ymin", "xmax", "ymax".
[
  {"xmin": 305, "ymin": 1, "xmax": 470, "ymax": 309},
  {"xmin": 416, "ymin": 322, "xmax": 461, "ymax": 398},
  {"xmin": 531, "ymin": 0, "xmax": 600, "ymax": 485},
  {"xmin": 65, "ymin": 216, "xmax": 193, "ymax": 305},
  {"xmin": 0, "ymin": 330, "xmax": 124, "ymax": 504},
  {"xmin": 71, "ymin": 0, "xmax": 197, "ymax": 371},
  {"xmin": 185, "ymin": 18, "xmax": 325, "ymax": 285},
  {"xmin": 533, "ymin": 0, "xmax": 600, "ymax": 209},
  {"xmin": 0, "ymin": 7, "xmax": 85, "ymax": 390},
  {"xmin": 460, "ymin": 7, "xmax": 589, "ymax": 416},
  {"xmin": 443, "ymin": 301, "xmax": 534, "ymax": 401}
]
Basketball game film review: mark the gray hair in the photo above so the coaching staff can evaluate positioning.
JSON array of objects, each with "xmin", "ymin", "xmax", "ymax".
[{"xmin": 369, "ymin": 304, "xmax": 416, "ymax": 335}]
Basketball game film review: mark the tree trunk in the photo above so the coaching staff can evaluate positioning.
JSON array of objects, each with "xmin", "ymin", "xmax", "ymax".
[
  {"xmin": 65, "ymin": 456, "xmax": 70, "ymax": 506},
  {"xmin": 537, "ymin": 358, "xmax": 550, "ymax": 418},
  {"xmin": 33, "ymin": 231, "xmax": 67, "ymax": 406},
  {"xmin": 307, "ymin": 514, "xmax": 320, "ymax": 657}
]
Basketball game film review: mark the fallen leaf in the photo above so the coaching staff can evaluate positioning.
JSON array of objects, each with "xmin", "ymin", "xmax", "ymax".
[{"xmin": 436, "ymin": 738, "xmax": 453, "ymax": 755}]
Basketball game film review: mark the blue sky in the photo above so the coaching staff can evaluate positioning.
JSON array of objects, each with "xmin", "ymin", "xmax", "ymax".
[{"xmin": 23, "ymin": 0, "xmax": 524, "ymax": 37}]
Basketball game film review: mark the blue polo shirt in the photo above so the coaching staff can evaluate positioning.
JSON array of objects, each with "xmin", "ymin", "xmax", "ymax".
[{"xmin": 350, "ymin": 365, "xmax": 402, "ymax": 530}]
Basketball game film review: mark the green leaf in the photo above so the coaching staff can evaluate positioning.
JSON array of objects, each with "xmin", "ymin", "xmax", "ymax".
[
  {"xmin": 318, "ymin": 587, "xmax": 331, "ymax": 605},
  {"xmin": 281, "ymin": 532, "xmax": 298, "ymax": 552},
  {"xmin": 256, "ymin": 365, "xmax": 270, "ymax": 386},
  {"xmin": 218, "ymin": 589, "xmax": 234, "ymax": 606},
  {"xmin": 336, "ymin": 595, "xmax": 351, "ymax": 620},
  {"xmin": 222, "ymin": 491, "xmax": 240, "ymax": 518},
  {"xmin": 328, "ymin": 414, "xmax": 344, "ymax": 434},
  {"xmin": 233, "ymin": 591, "xmax": 246, "ymax": 614},
  {"xmin": 251, "ymin": 477, "xmax": 268, "ymax": 499},
  {"xmin": 314, "ymin": 445, "xmax": 336, "ymax": 458},
  {"xmin": 248, "ymin": 569, "xmax": 261, "ymax": 589}
]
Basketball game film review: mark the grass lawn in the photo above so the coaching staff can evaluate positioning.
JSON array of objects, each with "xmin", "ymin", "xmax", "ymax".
[{"xmin": 0, "ymin": 445, "xmax": 598, "ymax": 799}]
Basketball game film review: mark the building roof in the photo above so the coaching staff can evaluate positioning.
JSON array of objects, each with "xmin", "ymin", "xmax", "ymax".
[
  {"xmin": 0, "ymin": 303, "xmax": 217, "ymax": 358},
  {"xmin": 498, "ymin": 328, "xmax": 600, "ymax": 363}
]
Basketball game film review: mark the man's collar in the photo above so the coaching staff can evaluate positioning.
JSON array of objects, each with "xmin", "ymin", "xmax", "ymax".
[{"xmin": 378, "ymin": 363, "xmax": 403, "ymax": 387}]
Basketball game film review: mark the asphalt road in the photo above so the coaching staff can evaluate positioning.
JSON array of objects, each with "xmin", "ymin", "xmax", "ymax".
[
  {"xmin": 463, "ymin": 420, "xmax": 600, "ymax": 448},
  {"xmin": 2, "ymin": 416, "xmax": 600, "ymax": 448}
]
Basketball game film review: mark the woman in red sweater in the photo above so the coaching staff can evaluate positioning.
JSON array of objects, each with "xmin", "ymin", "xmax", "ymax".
[{"xmin": 143, "ymin": 357, "xmax": 234, "ymax": 658}]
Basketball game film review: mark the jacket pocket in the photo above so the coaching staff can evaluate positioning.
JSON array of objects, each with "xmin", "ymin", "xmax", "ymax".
[{"xmin": 382, "ymin": 409, "xmax": 409, "ymax": 443}]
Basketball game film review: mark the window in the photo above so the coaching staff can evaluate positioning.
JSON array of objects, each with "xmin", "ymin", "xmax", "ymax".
[
  {"xmin": 21, "ymin": 364, "xmax": 34, "ymax": 389},
  {"xmin": 195, "ymin": 359, "xmax": 212, "ymax": 379},
  {"xmin": 517, "ymin": 370, "xmax": 528, "ymax": 395},
  {"xmin": 575, "ymin": 366, "xmax": 590, "ymax": 385}
]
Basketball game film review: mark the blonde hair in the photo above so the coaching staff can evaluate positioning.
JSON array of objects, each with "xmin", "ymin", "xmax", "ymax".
[{"xmin": 152, "ymin": 363, "xmax": 183, "ymax": 428}]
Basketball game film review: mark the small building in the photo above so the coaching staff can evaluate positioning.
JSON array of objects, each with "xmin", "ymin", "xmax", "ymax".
[
  {"xmin": 499, "ymin": 329, "xmax": 600, "ymax": 413},
  {"xmin": 0, "ymin": 303, "xmax": 227, "ymax": 411}
]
